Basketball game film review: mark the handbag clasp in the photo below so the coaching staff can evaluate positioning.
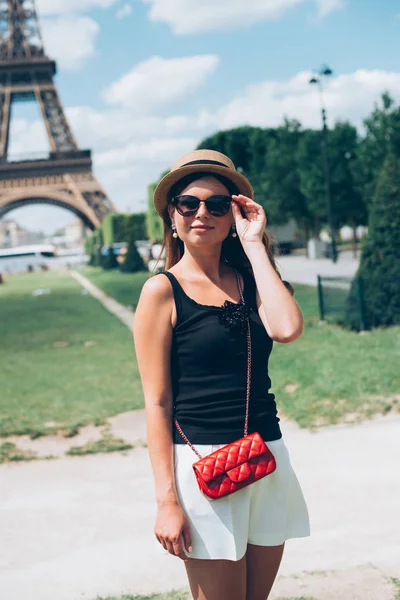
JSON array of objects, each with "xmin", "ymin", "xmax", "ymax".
[{"xmin": 226, "ymin": 462, "xmax": 252, "ymax": 483}]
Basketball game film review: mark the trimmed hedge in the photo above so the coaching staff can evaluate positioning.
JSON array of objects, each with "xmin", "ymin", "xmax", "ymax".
[
  {"xmin": 102, "ymin": 246, "xmax": 119, "ymax": 270},
  {"xmin": 87, "ymin": 228, "xmax": 104, "ymax": 267},
  {"xmin": 120, "ymin": 234, "xmax": 146, "ymax": 273},
  {"xmin": 85, "ymin": 213, "xmax": 147, "ymax": 268},
  {"xmin": 102, "ymin": 213, "xmax": 147, "ymax": 245},
  {"xmin": 146, "ymin": 173, "xmax": 168, "ymax": 243}
]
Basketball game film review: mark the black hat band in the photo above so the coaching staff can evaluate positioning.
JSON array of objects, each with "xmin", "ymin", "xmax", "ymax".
[{"xmin": 181, "ymin": 159, "xmax": 230, "ymax": 168}]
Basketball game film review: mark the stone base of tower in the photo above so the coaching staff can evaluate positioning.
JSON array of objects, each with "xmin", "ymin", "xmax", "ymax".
[{"xmin": 0, "ymin": 169, "xmax": 116, "ymax": 229}]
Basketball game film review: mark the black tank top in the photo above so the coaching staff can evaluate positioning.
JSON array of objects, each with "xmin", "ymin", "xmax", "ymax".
[{"xmin": 159, "ymin": 267, "xmax": 282, "ymax": 445}]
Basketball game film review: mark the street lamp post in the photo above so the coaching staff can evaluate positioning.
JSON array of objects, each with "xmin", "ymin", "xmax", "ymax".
[{"xmin": 310, "ymin": 65, "xmax": 338, "ymax": 263}]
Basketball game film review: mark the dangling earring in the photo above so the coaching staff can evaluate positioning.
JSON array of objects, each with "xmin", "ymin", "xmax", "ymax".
[
  {"xmin": 172, "ymin": 224, "xmax": 178, "ymax": 239},
  {"xmin": 231, "ymin": 224, "xmax": 237, "ymax": 238}
]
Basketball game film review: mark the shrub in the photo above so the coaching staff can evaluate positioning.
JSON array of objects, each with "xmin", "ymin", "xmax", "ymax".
[
  {"xmin": 102, "ymin": 246, "xmax": 118, "ymax": 270},
  {"xmin": 345, "ymin": 153, "xmax": 400, "ymax": 329},
  {"xmin": 120, "ymin": 236, "xmax": 146, "ymax": 273}
]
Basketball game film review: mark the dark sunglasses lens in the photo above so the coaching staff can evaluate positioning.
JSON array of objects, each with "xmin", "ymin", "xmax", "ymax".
[
  {"xmin": 206, "ymin": 196, "xmax": 231, "ymax": 216},
  {"xmin": 175, "ymin": 196, "xmax": 199, "ymax": 215}
]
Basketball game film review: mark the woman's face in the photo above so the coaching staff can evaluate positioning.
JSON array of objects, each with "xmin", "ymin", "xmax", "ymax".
[{"xmin": 167, "ymin": 176, "xmax": 234, "ymax": 246}]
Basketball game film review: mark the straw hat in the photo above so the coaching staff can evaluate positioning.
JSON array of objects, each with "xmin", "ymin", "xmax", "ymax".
[{"xmin": 153, "ymin": 149, "xmax": 254, "ymax": 218}]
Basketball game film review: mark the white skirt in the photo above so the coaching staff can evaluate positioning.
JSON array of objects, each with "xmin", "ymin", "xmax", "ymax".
[{"xmin": 170, "ymin": 437, "xmax": 311, "ymax": 561}]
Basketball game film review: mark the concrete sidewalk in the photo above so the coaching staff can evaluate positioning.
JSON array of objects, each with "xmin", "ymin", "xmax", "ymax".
[
  {"xmin": 276, "ymin": 249, "xmax": 359, "ymax": 286},
  {"xmin": 1, "ymin": 413, "xmax": 399, "ymax": 600}
]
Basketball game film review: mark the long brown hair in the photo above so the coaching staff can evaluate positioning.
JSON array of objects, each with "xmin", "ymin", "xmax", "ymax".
[{"xmin": 152, "ymin": 173, "xmax": 294, "ymax": 295}]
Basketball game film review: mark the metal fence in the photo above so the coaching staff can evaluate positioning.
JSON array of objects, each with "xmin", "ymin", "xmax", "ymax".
[{"xmin": 317, "ymin": 275, "xmax": 366, "ymax": 332}]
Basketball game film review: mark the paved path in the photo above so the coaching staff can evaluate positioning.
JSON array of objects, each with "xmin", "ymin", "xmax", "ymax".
[
  {"xmin": 276, "ymin": 249, "xmax": 359, "ymax": 286},
  {"xmin": 1, "ymin": 413, "xmax": 399, "ymax": 600}
]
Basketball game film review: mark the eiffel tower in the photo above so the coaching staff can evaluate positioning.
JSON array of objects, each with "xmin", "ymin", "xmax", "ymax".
[{"xmin": 0, "ymin": 0, "xmax": 116, "ymax": 229}]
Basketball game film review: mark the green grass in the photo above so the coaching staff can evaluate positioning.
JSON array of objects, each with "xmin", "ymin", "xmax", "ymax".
[
  {"xmin": 0, "ymin": 270, "xmax": 144, "ymax": 438},
  {"xmin": 1, "ymin": 268, "xmax": 398, "ymax": 441},
  {"xmin": 66, "ymin": 430, "xmax": 146, "ymax": 456},
  {"xmin": 270, "ymin": 283, "xmax": 400, "ymax": 428},
  {"xmin": 0, "ymin": 441, "xmax": 39, "ymax": 463},
  {"xmin": 391, "ymin": 577, "xmax": 400, "ymax": 600},
  {"xmin": 78, "ymin": 266, "xmax": 149, "ymax": 309},
  {"xmin": 83, "ymin": 267, "xmax": 399, "ymax": 429}
]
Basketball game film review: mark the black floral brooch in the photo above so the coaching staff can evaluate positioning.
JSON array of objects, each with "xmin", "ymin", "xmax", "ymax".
[{"xmin": 218, "ymin": 300, "xmax": 252, "ymax": 335}]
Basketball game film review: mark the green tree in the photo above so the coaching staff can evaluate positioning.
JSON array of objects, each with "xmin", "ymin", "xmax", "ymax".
[
  {"xmin": 345, "ymin": 153, "xmax": 400, "ymax": 330},
  {"xmin": 197, "ymin": 128, "xmax": 252, "ymax": 169},
  {"xmin": 146, "ymin": 181, "xmax": 164, "ymax": 242},
  {"xmin": 120, "ymin": 235, "xmax": 146, "ymax": 273},
  {"xmin": 198, "ymin": 126, "xmax": 284, "ymax": 222},
  {"xmin": 297, "ymin": 129, "xmax": 326, "ymax": 237},
  {"xmin": 263, "ymin": 120, "xmax": 312, "ymax": 243},
  {"xmin": 103, "ymin": 213, "xmax": 147, "ymax": 245},
  {"xmin": 102, "ymin": 246, "xmax": 118, "ymax": 270},
  {"xmin": 89, "ymin": 228, "xmax": 103, "ymax": 267},
  {"xmin": 328, "ymin": 122, "xmax": 368, "ymax": 251},
  {"xmin": 153, "ymin": 108, "xmax": 399, "ymax": 251},
  {"xmin": 244, "ymin": 127, "xmax": 282, "ymax": 220},
  {"xmin": 297, "ymin": 121, "xmax": 367, "ymax": 243},
  {"xmin": 353, "ymin": 92, "xmax": 400, "ymax": 209}
]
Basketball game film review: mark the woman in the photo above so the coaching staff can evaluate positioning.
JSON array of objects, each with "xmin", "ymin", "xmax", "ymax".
[{"xmin": 133, "ymin": 150, "xmax": 310, "ymax": 600}]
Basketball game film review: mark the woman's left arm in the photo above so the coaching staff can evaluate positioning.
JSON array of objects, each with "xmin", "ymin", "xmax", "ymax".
[
  {"xmin": 232, "ymin": 194, "xmax": 304, "ymax": 344},
  {"xmin": 245, "ymin": 243, "xmax": 303, "ymax": 343}
]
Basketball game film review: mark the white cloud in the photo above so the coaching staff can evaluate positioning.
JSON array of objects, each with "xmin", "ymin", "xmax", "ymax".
[
  {"xmin": 41, "ymin": 16, "xmax": 100, "ymax": 69},
  {"xmin": 95, "ymin": 136, "xmax": 198, "ymax": 167},
  {"xmin": 8, "ymin": 68, "xmax": 400, "ymax": 234},
  {"xmin": 102, "ymin": 55, "xmax": 220, "ymax": 111},
  {"xmin": 66, "ymin": 107, "xmax": 199, "ymax": 149},
  {"xmin": 16, "ymin": 69, "xmax": 399, "ymax": 157},
  {"xmin": 141, "ymin": 0, "xmax": 344, "ymax": 34},
  {"xmin": 314, "ymin": 0, "xmax": 345, "ymax": 17},
  {"xmin": 202, "ymin": 69, "xmax": 400, "ymax": 131},
  {"xmin": 116, "ymin": 3, "xmax": 133, "ymax": 18},
  {"xmin": 37, "ymin": 0, "xmax": 117, "ymax": 71},
  {"xmin": 37, "ymin": 0, "xmax": 119, "ymax": 15}
]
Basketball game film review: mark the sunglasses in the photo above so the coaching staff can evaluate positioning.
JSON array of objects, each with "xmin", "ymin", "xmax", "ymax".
[{"xmin": 171, "ymin": 194, "xmax": 232, "ymax": 217}]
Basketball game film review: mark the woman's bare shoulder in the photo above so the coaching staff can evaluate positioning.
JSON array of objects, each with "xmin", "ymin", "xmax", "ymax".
[
  {"xmin": 135, "ymin": 273, "xmax": 176, "ymax": 330},
  {"xmin": 140, "ymin": 272, "xmax": 173, "ymax": 302}
]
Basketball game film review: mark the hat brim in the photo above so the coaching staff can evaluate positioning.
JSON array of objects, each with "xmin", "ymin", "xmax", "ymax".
[{"xmin": 153, "ymin": 164, "xmax": 254, "ymax": 219}]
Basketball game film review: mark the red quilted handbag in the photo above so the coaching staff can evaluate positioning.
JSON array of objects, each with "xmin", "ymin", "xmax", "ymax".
[{"xmin": 174, "ymin": 269, "xmax": 277, "ymax": 500}]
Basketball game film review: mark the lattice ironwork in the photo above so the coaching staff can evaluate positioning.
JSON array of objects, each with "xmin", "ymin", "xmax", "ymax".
[
  {"xmin": 0, "ymin": 89, "xmax": 11, "ymax": 155},
  {"xmin": 0, "ymin": 0, "xmax": 115, "ymax": 228},
  {"xmin": 82, "ymin": 191, "xmax": 116, "ymax": 220},
  {"xmin": 0, "ymin": 0, "xmax": 45, "ymax": 61},
  {"xmin": 37, "ymin": 87, "xmax": 78, "ymax": 152}
]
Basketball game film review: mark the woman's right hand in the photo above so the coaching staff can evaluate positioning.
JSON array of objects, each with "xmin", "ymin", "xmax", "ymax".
[{"xmin": 155, "ymin": 501, "xmax": 192, "ymax": 560}]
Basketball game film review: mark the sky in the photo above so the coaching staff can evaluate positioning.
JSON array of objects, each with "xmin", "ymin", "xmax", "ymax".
[{"xmin": 6, "ymin": 0, "xmax": 400, "ymax": 234}]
